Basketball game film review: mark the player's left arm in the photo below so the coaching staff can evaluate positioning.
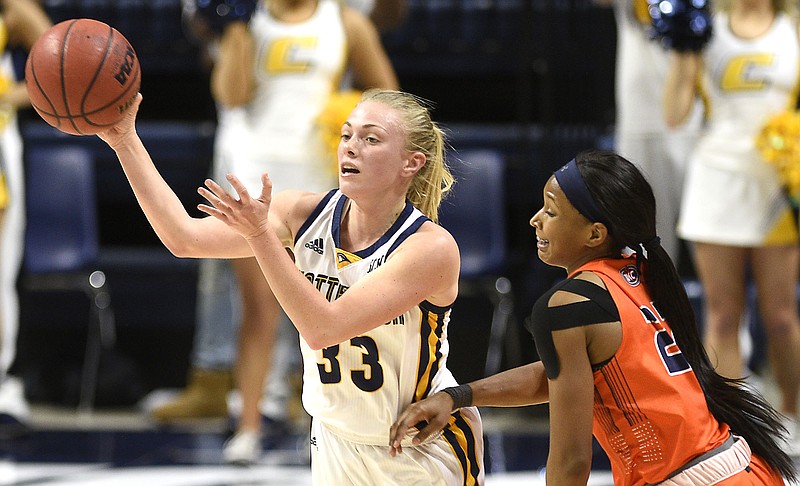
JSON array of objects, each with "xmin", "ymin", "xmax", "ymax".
[
  {"xmin": 546, "ymin": 326, "xmax": 595, "ymax": 485},
  {"xmin": 389, "ymin": 361, "xmax": 549, "ymax": 456},
  {"xmin": 310, "ymin": 222, "xmax": 459, "ymax": 350},
  {"xmin": 2, "ymin": 0, "xmax": 52, "ymax": 109}
]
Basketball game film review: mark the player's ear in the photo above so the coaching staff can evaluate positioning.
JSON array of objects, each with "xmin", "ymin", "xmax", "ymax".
[
  {"xmin": 403, "ymin": 151, "xmax": 426, "ymax": 176},
  {"xmin": 586, "ymin": 222, "xmax": 609, "ymax": 248}
]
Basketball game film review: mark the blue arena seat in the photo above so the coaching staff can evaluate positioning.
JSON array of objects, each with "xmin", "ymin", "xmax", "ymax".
[
  {"xmin": 439, "ymin": 148, "xmax": 515, "ymax": 376},
  {"xmin": 22, "ymin": 145, "xmax": 115, "ymax": 412}
]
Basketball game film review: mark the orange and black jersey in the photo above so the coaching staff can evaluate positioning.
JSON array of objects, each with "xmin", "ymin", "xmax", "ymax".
[{"xmin": 526, "ymin": 256, "xmax": 730, "ymax": 486}]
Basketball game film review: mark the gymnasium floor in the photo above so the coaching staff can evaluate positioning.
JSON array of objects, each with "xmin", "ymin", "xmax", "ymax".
[{"xmin": 1, "ymin": 405, "xmax": 611, "ymax": 485}]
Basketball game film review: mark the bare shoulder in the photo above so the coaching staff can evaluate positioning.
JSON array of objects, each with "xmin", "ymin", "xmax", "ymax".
[
  {"xmin": 573, "ymin": 270, "xmax": 606, "ymax": 287},
  {"xmin": 394, "ymin": 221, "xmax": 459, "ymax": 273},
  {"xmin": 271, "ymin": 189, "xmax": 329, "ymax": 243},
  {"xmin": 388, "ymin": 219, "xmax": 459, "ymax": 266},
  {"xmin": 394, "ymin": 220, "xmax": 460, "ymax": 306},
  {"xmin": 418, "ymin": 219, "xmax": 459, "ymax": 250}
]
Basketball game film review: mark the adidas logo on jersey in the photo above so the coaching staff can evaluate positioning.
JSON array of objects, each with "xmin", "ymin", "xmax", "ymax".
[{"xmin": 305, "ymin": 238, "xmax": 324, "ymax": 255}]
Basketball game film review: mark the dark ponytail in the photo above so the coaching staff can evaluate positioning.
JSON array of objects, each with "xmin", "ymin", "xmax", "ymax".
[{"xmin": 576, "ymin": 149, "xmax": 797, "ymax": 481}]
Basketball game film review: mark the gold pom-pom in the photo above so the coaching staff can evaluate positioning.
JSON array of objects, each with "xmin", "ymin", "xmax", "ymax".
[
  {"xmin": 0, "ymin": 75, "xmax": 11, "ymax": 98},
  {"xmin": 0, "ymin": 171, "xmax": 8, "ymax": 209},
  {"xmin": 316, "ymin": 90, "xmax": 362, "ymax": 176},
  {"xmin": 756, "ymin": 110, "xmax": 800, "ymax": 201}
]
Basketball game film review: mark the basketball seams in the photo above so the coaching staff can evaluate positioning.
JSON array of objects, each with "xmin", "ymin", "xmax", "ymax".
[
  {"xmin": 31, "ymin": 60, "xmax": 139, "ymax": 119},
  {"xmin": 60, "ymin": 19, "xmax": 83, "ymax": 134},
  {"xmin": 76, "ymin": 24, "xmax": 114, "ymax": 129},
  {"xmin": 26, "ymin": 47, "xmax": 62, "ymax": 131},
  {"xmin": 77, "ymin": 31, "xmax": 141, "ymax": 132}
]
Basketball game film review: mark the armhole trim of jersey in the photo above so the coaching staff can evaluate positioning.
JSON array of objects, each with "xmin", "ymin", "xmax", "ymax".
[{"xmin": 295, "ymin": 188, "xmax": 338, "ymax": 245}]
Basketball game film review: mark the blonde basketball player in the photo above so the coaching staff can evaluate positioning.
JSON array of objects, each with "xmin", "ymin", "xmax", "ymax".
[{"xmin": 98, "ymin": 88, "xmax": 484, "ymax": 485}]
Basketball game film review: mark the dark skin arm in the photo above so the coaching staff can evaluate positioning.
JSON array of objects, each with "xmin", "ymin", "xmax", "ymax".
[
  {"xmin": 663, "ymin": 51, "xmax": 701, "ymax": 128},
  {"xmin": 388, "ymin": 361, "xmax": 549, "ymax": 455},
  {"xmin": 342, "ymin": 6, "xmax": 399, "ymax": 90},
  {"xmin": 545, "ymin": 326, "xmax": 595, "ymax": 485},
  {"xmin": 388, "ymin": 334, "xmax": 595, "ymax": 484},
  {"xmin": 210, "ymin": 21, "xmax": 255, "ymax": 108}
]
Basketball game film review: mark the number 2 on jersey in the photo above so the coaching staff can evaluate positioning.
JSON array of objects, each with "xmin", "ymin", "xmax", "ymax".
[{"xmin": 641, "ymin": 304, "xmax": 692, "ymax": 376}]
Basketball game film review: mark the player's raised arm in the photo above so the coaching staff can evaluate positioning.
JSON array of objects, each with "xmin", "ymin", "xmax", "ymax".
[{"xmin": 98, "ymin": 94, "xmax": 253, "ymax": 258}]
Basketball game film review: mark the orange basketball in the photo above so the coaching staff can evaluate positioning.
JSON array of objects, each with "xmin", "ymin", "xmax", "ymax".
[{"xmin": 25, "ymin": 18, "xmax": 141, "ymax": 136}]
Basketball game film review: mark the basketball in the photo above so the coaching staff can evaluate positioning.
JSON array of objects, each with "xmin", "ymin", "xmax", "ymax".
[{"xmin": 24, "ymin": 18, "xmax": 141, "ymax": 136}]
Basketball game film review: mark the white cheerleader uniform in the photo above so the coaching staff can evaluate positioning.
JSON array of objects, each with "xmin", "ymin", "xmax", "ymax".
[
  {"xmin": 293, "ymin": 190, "xmax": 484, "ymax": 485},
  {"xmin": 677, "ymin": 13, "xmax": 800, "ymax": 246},
  {"xmin": 0, "ymin": 18, "xmax": 26, "ymax": 375},
  {"xmin": 216, "ymin": 0, "xmax": 345, "ymax": 195},
  {"xmin": 191, "ymin": 0, "xmax": 360, "ymax": 419},
  {"xmin": 612, "ymin": 0, "xmax": 702, "ymax": 260}
]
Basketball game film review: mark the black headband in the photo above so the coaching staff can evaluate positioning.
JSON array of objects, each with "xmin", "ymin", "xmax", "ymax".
[{"xmin": 554, "ymin": 159, "xmax": 612, "ymax": 229}]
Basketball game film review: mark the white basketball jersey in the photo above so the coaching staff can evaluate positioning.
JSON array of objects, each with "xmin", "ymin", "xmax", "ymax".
[
  {"xmin": 293, "ymin": 190, "xmax": 461, "ymax": 445},
  {"xmin": 247, "ymin": 0, "xmax": 346, "ymax": 133}
]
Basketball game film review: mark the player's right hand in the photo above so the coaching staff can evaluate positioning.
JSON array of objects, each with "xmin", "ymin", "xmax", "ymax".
[
  {"xmin": 97, "ymin": 92, "xmax": 142, "ymax": 150},
  {"xmin": 389, "ymin": 391, "xmax": 455, "ymax": 457}
]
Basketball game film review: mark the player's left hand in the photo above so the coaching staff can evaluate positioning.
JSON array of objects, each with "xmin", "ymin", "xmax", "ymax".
[
  {"xmin": 198, "ymin": 172, "xmax": 273, "ymax": 241},
  {"xmin": 389, "ymin": 391, "xmax": 454, "ymax": 457}
]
